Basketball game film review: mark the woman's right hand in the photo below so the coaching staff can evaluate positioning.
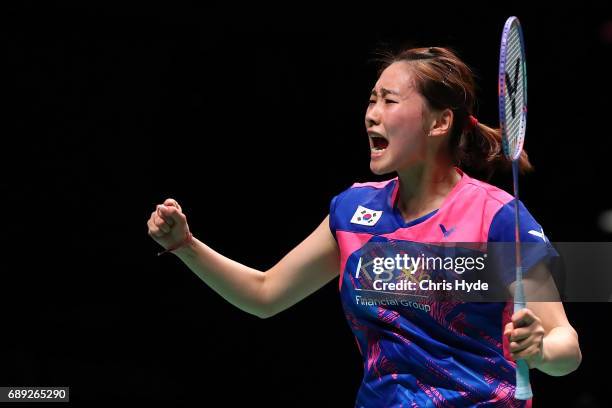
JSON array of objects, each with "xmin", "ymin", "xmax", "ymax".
[{"xmin": 147, "ymin": 198, "xmax": 191, "ymax": 252}]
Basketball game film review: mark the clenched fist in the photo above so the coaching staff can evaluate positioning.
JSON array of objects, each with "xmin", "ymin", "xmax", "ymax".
[
  {"xmin": 504, "ymin": 308, "xmax": 546, "ymax": 369},
  {"xmin": 147, "ymin": 198, "xmax": 192, "ymax": 255}
]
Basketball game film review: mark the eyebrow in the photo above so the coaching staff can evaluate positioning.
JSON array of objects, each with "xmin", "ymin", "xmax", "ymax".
[{"xmin": 370, "ymin": 87, "xmax": 401, "ymax": 97}]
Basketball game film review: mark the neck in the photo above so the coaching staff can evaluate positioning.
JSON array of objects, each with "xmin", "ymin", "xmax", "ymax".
[{"xmin": 394, "ymin": 157, "xmax": 461, "ymax": 221}]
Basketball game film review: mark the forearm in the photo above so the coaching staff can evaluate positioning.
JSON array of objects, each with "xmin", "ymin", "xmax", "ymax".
[
  {"xmin": 172, "ymin": 236, "xmax": 269, "ymax": 318},
  {"xmin": 536, "ymin": 326, "xmax": 582, "ymax": 376}
]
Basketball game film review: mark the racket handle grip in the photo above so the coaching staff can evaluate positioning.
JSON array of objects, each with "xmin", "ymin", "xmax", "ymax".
[
  {"xmin": 514, "ymin": 272, "xmax": 532, "ymax": 400},
  {"xmin": 515, "ymin": 359, "xmax": 533, "ymax": 400}
]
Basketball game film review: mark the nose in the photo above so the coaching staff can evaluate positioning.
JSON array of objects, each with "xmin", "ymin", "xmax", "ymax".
[{"xmin": 365, "ymin": 103, "xmax": 381, "ymax": 128}]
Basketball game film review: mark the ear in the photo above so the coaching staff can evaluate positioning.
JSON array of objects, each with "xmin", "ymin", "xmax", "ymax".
[{"xmin": 428, "ymin": 108, "xmax": 454, "ymax": 137}]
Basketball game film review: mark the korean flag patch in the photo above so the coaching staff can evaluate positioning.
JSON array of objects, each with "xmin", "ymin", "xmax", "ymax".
[{"xmin": 350, "ymin": 205, "xmax": 382, "ymax": 226}]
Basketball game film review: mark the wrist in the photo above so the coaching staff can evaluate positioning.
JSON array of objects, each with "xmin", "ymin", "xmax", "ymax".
[
  {"xmin": 529, "ymin": 336, "xmax": 547, "ymax": 370},
  {"xmin": 157, "ymin": 231, "xmax": 194, "ymax": 256},
  {"xmin": 172, "ymin": 234, "xmax": 198, "ymax": 257}
]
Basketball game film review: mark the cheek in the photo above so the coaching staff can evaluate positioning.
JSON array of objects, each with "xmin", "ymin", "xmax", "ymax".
[{"xmin": 386, "ymin": 108, "xmax": 424, "ymax": 139}]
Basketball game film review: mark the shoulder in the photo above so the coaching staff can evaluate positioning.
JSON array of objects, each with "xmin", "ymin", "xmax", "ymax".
[
  {"xmin": 460, "ymin": 174, "xmax": 514, "ymax": 207},
  {"xmin": 331, "ymin": 177, "xmax": 397, "ymax": 210},
  {"xmin": 443, "ymin": 171, "xmax": 515, "ymax": 238},
  {"xmin": 350, "ymin": 179, "xmax": 397, "ymax": 189},
  {"xmin": 328, "ymin": 177, "xmax": 396, "ymax": 237},
  {"xmin": 456, "ymin": 175, "xmax": 545, "ymax": 241},
  {"xmin": 451, "ymin": 172, "xmax": 551, "ymax": 243},
  {"xmin": 488, "ymin": 198, "xmax": 549, "ymax": 242}
]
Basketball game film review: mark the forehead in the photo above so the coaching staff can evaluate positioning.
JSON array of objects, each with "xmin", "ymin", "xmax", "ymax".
[{"xmin": 373, "ymin": 61, "xmax": 416, "ymax": 95}]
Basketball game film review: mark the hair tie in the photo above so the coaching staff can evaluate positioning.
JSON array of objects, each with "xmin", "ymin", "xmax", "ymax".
[{"xmin": 466, "ymin": 115, "xmax": 479, "ymax": 132}]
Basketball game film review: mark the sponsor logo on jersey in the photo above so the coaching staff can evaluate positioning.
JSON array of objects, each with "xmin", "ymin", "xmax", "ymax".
[
  {"xmin": 439, "ymin": 224, "xmax": 456, "ymax": 238},
  {"xmin": 528, "ymin": 227, "xmax": 547, "ymax": 242}
]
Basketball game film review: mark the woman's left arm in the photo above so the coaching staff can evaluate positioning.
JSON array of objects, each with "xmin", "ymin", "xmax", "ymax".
[{"xmin": 504, "ymin": 262, "xmax": 582, "ymax": 376}]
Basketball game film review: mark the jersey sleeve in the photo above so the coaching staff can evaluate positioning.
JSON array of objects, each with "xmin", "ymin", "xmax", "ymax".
[
  {"xmin": 487, "ymin": 199, "xmax": 559, "ymax": 287},
  {"xmin": 329, "ymin": 194, "xmax": 340, "ymax": 241}
]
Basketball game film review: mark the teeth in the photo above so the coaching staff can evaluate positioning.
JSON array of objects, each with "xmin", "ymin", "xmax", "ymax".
[{"xmin": 371, "ymin": 147, "xmax": 386, "ymax": 152}]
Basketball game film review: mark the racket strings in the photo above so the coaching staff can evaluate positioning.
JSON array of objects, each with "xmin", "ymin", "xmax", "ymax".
[{"xmin": 501, "ymin": 21, "xmax": 526, "ymax": 160}]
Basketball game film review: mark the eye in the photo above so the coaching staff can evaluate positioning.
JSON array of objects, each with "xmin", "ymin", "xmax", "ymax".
[
  {"xmin": 368, "ymin": 99, "xmax": 376, "ymax": 104},
  {"xmin": 385, "ymin": 99, "xmax": 398, "ymax": 104}
]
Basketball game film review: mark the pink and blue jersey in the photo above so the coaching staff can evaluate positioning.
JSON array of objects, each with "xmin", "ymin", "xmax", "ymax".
[{"xmin": 329, "ymin": 167, "xmax": 555, "ymax": 407}]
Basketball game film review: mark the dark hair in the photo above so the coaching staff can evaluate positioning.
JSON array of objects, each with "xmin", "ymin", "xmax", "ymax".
[{"xmin": 379, "ymin": 46, "xmax": 532, "ymax": 179}]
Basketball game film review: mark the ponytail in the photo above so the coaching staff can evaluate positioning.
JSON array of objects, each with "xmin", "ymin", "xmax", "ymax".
[{"xmin": 450, "ymin": 119, "xmax": 533, "ymax": 180}]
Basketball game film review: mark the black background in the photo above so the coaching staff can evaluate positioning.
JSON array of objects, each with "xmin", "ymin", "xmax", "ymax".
[{"xmin": 3, "ymin": 3, "xmax": 612, "ymax": 407}]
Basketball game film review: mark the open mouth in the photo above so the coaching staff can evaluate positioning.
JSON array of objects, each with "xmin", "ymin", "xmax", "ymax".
[{"xmin": 370, "ymin": 134, "xmax": 389, "ymax": 153}]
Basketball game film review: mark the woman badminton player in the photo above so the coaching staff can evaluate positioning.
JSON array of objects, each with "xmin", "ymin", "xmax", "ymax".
[{"xmin": 147, "ymin": 46, "xmax": 581, "ymax": 406}]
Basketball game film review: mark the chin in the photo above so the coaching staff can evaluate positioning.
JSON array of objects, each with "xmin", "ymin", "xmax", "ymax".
[{"xmin": 370, "ymin": 162, "xmax": 394, "ymax": 176}]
